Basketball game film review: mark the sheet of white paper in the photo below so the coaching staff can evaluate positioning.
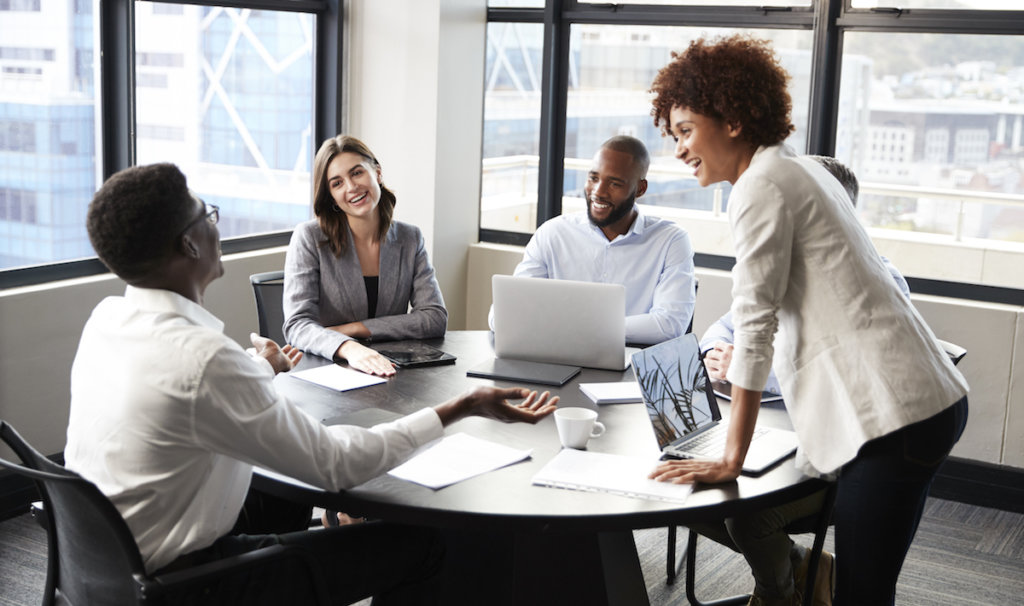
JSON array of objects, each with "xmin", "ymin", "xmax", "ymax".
[
  {"xmin": 579, "ymin": 381, "xmax": 643, "ymax": 404},
  {"xmin": 388, "ymin": 433, "xmax": 533, "ymax": 489},
  {"xmin": 290, "ymin": 364, "xmax": 387, "ymax": 392},
  {"xmin": 532, "ymin": 448, "xmax": 692, "ymax": 504}
]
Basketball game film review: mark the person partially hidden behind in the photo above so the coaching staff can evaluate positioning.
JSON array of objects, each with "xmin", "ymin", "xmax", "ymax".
[
  {"xmin": 489, "ymin": 135, "xmax": 696, "ymax": 345},
  {"xmin": 65, "ymin": 163, "xmax": 557, "ymax": 605},
  {"xmin": 701, "ymin": 155, "xmax": 911, "ymax": 395},
  {"xmin": 284, "ymin": 135, "xmax": 447, "ymax": 379}
]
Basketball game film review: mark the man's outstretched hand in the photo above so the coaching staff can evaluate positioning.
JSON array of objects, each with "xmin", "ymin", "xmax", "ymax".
[{"xmin": 434, "ymin": 387, "xmax": 558, "ymax": 427}]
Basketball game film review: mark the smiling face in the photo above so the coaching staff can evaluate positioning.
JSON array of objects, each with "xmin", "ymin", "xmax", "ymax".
[
  {"xmin": 326, "ymin": 151, "xmax": 382, "ymax": 222},
  {"xmin": 584, "ymin": 147, "xmax": 646, "ymax": 235},
  {"xmin": 669, "ymin": 105, "xmax": 752, "ymax": 187}
]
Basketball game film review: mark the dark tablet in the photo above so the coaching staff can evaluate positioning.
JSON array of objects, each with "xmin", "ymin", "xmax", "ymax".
[
  {"xmin": 466, "ymin": 358, "xmax": 581, "ymax": 386},
  {"xmin": 369, "ymin": 340, "xmax": 457, "ymax": 368}
]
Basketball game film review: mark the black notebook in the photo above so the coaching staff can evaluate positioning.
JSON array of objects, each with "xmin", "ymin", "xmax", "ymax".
[{"xmin": 466, "ymin": 358, "xmax": 581, "ymax": 386}]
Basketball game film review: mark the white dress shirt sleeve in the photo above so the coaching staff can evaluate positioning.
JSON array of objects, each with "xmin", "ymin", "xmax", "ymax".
[
  {"xmin": 194, "ymin": 345, "xmax": 444, "ymax": 492},
  {"xmin": 726, "ymin": 175, "xmax": 791, "ymax": 392}
]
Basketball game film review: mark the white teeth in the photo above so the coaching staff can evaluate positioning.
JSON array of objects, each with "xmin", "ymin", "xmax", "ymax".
[{"xmin": 351, "ymin": 193, "xmax": 366, "ymax": 204}]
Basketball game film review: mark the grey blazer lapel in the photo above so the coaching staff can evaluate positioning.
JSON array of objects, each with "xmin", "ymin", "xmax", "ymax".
[{"xmin": 377, "ymin": 225, "xmax": 402, "ymax": 317}]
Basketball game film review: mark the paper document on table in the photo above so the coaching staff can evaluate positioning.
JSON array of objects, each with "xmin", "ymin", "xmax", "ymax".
[
  {"xmin": 532, "ymin": 449, "xmax": 692, "ymax": 504},
  {"xmin": 289, "ymin": 364, "xmax": 387, "ymax": 392},
  {"xmin": 388, "ymin": 433, "xmax": 533, "ymax": 489},
  {"xmin": 579, "ymin": 381, "xmax": 643, "ymax": 405}
]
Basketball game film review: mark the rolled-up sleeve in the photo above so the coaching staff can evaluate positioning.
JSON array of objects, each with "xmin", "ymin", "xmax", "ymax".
[{"xmin": 726, "ymin": 177, "xmax": 791, "ymax": 392}]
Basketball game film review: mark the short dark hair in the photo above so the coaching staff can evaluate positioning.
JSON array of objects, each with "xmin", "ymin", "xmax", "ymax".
[
  {"xmin": 808, "ymin": 155, "xmax": 859, "ymax": 206},
  {"xmin": 600, "ymin": 135, "xmax": 651, "ymax": 180},
  {"xmin": 651, "ymin": 34, "xmax": 794, "ymax": 148},
  {"xmin": 87, "ymin": 163, "xmax": 194, "ymax": 281}
]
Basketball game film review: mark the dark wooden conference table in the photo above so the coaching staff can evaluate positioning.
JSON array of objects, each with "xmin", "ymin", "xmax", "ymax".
[{"xmin": 251, "ymin": 331, "xmax": 825, "ymax": 606}]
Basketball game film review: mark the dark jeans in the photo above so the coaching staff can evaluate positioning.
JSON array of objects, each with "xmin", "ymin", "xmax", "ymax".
[
  {"xmin": 157, "ymin": 490, "xmax": 443, "ymax": 605},
  {"xmin": 833, "ymin": 396, "xmax": 968, "ymax": 606}
]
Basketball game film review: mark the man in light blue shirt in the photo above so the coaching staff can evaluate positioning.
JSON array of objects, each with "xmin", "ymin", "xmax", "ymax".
[
  {"xmin": 490, "ymin": 135, "xmax": 696, "ymax": 345},
  {"xmin": 701, "ymin": 155, "xmax": 911, "ymax": 394}
]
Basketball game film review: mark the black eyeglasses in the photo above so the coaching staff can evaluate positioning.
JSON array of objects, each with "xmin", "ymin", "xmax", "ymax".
[{"xmin": 179, "ymin": 202, "xmax": 220, "ymax": 237}]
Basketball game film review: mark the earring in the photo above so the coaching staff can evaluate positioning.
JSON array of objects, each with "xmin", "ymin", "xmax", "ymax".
[{"xmin": 331, "ymin": 204, "xmax": 341, "ymax": 213}]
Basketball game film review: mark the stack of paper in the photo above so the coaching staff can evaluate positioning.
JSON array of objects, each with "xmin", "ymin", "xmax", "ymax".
[
  {"xmin": 290, "ymin": 364, "xmax": 387, "ymax": 392},
  {"xmin": 532, "ymin": 449, "xmax": 692, "ymax": 504},
  {"xmin": 388, "ymin": 433, "xmax": 533, "ymax": 489},
  {"xmin": 579, "ymin": 381, "xmax": 643, "ymax": 404}
]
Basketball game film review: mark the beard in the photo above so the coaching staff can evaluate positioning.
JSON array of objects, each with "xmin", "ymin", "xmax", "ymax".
[{"xmin": 586, "ymin": 190, "xmax": 637, "ymax": 228}]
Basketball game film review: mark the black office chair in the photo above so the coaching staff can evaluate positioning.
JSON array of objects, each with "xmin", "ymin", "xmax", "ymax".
[
  {"xmin": 0, "ymin": 421, "xmax": 330, "ymax": 606},
  {"xmin": 666, "ymin": 481, "xmax": 838, "ymax": 606},
  {"xmin": 250, "ymin": 270, "xmax": 286, "ymax": 345}
]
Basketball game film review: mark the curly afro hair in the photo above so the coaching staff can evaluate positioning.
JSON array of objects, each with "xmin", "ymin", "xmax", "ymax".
[
  {"xmin": 651, "ymin": 34, "xmax": 794, "ymax": 148},
  {"xmin": 86, "ymin": 163, "xmax": 195, "ymax": 282}
]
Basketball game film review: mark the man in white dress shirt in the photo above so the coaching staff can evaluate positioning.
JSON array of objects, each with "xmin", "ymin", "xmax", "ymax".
[
  {"xmin": 489, "ymin": 135, "xmax": 696, "ymax": 344},
  {"xmin": 66, "ymin": 163, "xmax": 557, "ymax": 605}
]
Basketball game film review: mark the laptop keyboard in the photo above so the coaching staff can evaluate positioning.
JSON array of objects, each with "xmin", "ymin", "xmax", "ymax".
[{"xmin": 682, "ymin": 426, "xmax": 768, "ymax": 458}]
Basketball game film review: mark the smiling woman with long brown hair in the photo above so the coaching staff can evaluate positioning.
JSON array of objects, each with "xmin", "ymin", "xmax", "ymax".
[{"xmin": 283, "ymin": 135, "xmax": 447, "ymax": 378}]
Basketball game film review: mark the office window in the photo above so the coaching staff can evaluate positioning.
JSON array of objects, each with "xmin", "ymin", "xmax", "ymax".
[
  {"xmin": 0, "ymin": 0, "xmax": 41, "ymax": 11},
  {"xmin": 0, "ymin": 2, "xmax": 97, "ymax": 271},
  {"xmin": 481, "ymin": 22, "xmax": 544, "ymax": 235},
  {"xmin": 851, "ymin": 0, "xmax": 1020, "ymax": 9},
  {"xmin": 135, "ymin": 2, "xmax": 314, "ymax": 240},
  {"xmin": 488, "ymin": 0, "xmax": 544, "ymax": 7},
  {"xmin": 561, "ymin": 25, "xmax": 812, "ymax": 219},
  {"xmin": 578, "ymin": 0, "xmax": 809, "ymax": 5},
  {"xmin": 838, "ymin": 33, "xmax": 1024, "ymax": 251},
  {"xmin": 481, "ymin": 0, "xmax": 1024, "ymax": 299}
]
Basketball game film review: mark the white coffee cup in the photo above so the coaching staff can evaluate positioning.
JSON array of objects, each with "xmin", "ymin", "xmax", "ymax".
[{"xmin": 554, "ymin": 407, "xmax": 606, "ymax": 450}]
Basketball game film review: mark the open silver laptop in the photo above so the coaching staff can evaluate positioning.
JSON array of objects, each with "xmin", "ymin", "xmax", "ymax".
[
  {"xmin": 631, "ymin": 333, "xmax": 798, "ymax": 475},
  {"xmin": 491, "ymin": 275, "xmax": 629, "ymax": 371}
]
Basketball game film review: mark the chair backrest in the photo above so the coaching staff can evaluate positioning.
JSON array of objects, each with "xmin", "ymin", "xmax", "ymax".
[
  {"xmin": 250, "ymin": 270, "xmax": 286, "ymax": 345},
  {"xmin": 0, "ymin": 421, "xmax": 150, "ymax": 606}
]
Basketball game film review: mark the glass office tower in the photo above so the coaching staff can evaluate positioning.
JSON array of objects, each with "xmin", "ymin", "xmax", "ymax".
[{"xmin": 0, "ymin": 1, "xmax": 314, "ymax": 272}]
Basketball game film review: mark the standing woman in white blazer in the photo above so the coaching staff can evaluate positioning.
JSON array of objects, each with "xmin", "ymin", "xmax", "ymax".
[
  {"xmin": 284, "ymin": 135, "xmax": 447, "ymax": 378},
  {"xmin": 647, "ymin": 35, "xmax": 969, "ymax": 606}
]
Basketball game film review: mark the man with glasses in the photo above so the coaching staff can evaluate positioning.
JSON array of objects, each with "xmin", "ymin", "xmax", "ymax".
[{"xmin": 66, "ymin": 163, "xmax": 557, "ymax": 604}]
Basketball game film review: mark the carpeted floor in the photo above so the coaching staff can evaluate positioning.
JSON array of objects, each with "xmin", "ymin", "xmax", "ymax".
[{"xmin": 1, "ymin": 497, "xmax": 1021, "ymax": 605}]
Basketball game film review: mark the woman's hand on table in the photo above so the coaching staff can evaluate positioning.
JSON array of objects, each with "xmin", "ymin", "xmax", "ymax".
[
  {"xmin": 336, "ymin": 340, "xmax": 396, "ymax": 377},
  {"xmin": 648, "ymin": 458, "xmax": 742, "ymax": 485}
]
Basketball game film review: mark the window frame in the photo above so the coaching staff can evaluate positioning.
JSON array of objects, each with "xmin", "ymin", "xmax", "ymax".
[
  {"xmin": 481, "ymin": 0, "xmax": 1024, "ymax": 304},
  {"xmin": 0, "ymin": 0, "xmax": 342, "ymax": 290}
]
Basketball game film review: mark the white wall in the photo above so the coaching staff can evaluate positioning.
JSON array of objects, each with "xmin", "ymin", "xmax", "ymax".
[
  {"xmin": 465, "ymin": 242, "xmax": 1024, "ymax": 469},
  {"xmin": 346, "ymin": 0, "xmax": 486, "ymax": 331}
]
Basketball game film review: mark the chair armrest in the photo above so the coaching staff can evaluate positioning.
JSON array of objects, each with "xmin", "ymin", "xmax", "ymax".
[{"xmin": 140, "ymin": 543, "xmax": 330, "ymax": 605}]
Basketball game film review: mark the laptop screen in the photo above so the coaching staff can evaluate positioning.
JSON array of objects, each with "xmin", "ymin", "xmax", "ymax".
[{"xmin": 631, "ymin": 334, "xmax": 720, "ymax": 450}]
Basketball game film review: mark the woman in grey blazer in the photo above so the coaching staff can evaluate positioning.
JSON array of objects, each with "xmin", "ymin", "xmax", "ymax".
[{"xmin": 284, "ymin": 135, "xmax": 447, "ymax": 378}]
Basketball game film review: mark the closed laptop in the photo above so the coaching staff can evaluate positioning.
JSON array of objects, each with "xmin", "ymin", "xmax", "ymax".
[{"xmin": 491, "ymin": 275, "xmax": 628, "ymax": 371}]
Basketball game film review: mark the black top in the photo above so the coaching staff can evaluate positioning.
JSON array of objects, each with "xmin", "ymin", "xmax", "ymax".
[{"xmin": 363, "ymin": 275, "xmax": 378, "ymax": 319}]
